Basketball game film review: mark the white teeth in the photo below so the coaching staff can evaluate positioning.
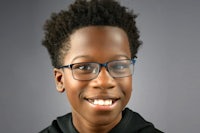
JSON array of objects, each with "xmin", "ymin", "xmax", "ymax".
[{"xmin": 92, "ymin": 99, "xmax": 113, "ymax": 106}]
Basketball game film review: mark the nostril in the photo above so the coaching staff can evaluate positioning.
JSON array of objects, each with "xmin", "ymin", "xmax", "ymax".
[{"xmin": 93, "ymin": 85, "xmax": 115, "ymax": 90}]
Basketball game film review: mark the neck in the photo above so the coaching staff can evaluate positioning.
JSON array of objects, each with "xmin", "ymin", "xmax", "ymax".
[{"xmin": 72, "ymin": 111, "xmax": 122, "ymax": 133}]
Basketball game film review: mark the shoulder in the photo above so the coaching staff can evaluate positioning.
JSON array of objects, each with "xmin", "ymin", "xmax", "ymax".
[
  {"xmin": 39, "ymin": 120, "xmax": 61, "ymax": 133},
  {"xmin": 126, "ymin": 108, "xmax": 164, "ymax": 133},
  {"xmin": 39, "ymin": 113, "xmax": 72, "ymax": 133},
  {"xmin": 111, "ymin": 108, "xmax": 164, "ymax": 133}
]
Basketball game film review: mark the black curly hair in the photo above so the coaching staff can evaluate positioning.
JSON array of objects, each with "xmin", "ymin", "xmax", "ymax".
[{"xmin": 42, "ymin": 0, "xmax": 142, "ymax": 68}]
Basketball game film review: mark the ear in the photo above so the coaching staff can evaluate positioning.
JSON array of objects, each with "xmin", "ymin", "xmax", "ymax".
[{"xmin": 54, "ymin": 68, "xmax": 65, "ymax": 93}]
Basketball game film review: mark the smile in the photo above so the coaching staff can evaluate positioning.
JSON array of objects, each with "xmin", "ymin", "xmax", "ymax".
[{"xmin": 85, "ymin": 98, "xmax": 119, "ymax": 106}]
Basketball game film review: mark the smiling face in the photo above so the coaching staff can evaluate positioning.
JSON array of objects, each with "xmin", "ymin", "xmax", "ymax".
[{"xmin": 54, "ymin": 26, "xmax": 133, "ymax": 131}]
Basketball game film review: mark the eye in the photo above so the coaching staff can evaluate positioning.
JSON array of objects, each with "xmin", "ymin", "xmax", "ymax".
[
  {"xmin": 112, "ymin": 62, "xmax": 129, "ymax": 70},
  {"xmin": 74, "ymin": 63, "xmax": 92, "ymax": 70},
  {"xmin": 72, "ymin": 63, "xmax": 97, "ymax": 74},
  {"xmin": 108, "ymin": 60, "xmax": 131, "ymax": 74}
]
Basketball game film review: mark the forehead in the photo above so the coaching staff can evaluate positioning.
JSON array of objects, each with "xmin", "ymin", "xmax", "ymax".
[
  {"xmin": 70, "ymin": 26, "xmax": 128, "ymax": 43},
  {"xmin": 65, "ymin": 26, "xmax": 131, "ymax": 63}
]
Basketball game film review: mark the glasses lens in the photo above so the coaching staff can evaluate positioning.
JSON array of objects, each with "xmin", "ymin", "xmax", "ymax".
[
  {"xmin": 108, "ymin": 60, "xmax": 134, "ymax": 78},
  {"xmin": 72, "ymin": 63, "xmax": 99, "ymax": 80}
]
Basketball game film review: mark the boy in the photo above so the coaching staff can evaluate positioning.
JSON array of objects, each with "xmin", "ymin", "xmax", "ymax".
[{"xmin": 40, "ymin": 0, "xmax": 163, "ymax": 132}]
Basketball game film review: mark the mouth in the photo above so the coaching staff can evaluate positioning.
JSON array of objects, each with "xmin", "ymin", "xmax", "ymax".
[{"xmin": 84, "ymin": 98, "xmax": 119, "ymax": 106}]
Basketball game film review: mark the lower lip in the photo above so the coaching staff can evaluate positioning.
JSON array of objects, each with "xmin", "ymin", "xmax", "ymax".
[{"xmin": 86, "ymin": 100, "xmax": 119, "ymax": 111}]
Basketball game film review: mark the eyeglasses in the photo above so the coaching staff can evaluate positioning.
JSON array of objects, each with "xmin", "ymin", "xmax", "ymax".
[{"xmin": 58, "ymin": 59, "xmax": 136, "ymax": 81}]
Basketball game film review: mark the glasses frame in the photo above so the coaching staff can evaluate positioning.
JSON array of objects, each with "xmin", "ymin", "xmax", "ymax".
[{"xmin": 58, "ymin": 58, "xmax": 136, "ymax": 81}]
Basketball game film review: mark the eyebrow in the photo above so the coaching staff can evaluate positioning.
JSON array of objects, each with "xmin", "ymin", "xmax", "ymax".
[
  {"xmin": 71, "ymin": 55, "xmax": 130, "ymax": 63},
  {"xmin": 71, "ymin": 55, "xmax": 92, "ymax": 63},
  {"xmin": 112, "ymin": 55, "xmax": 130, "ymax": 59}
]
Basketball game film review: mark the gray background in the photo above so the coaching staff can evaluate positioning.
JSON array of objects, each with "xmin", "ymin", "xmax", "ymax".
[{"xmin": 0, "ymin": 0, "xmax": 199, "ymax": 132}]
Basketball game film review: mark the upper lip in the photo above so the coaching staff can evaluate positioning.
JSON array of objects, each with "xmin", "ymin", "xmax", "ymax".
[{"xmin": 84, "ymin": 96, "xmax": 120, "ymax": 101}]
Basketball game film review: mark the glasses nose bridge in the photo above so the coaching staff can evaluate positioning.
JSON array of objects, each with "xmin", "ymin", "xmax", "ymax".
[
  {"xmin": 96, "ymin": 62, "xmax": 113, "ymax": 79},
  {"xmin": 97, "ymin": 62, "xmax": 111, "ymax": 76},
  {"xmin": 99, "ymin": 62, "xmax": 109, "ymax": 71}
]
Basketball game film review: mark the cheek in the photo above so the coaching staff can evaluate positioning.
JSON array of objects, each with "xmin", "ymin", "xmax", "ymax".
[
  {"xmin": 118, "ymin": 77, "xmax": 132, "ymax": 101},
  {"xmin": 64, "ymin": 79, "xmax": 81, "ymax": 99},
  {"xmin": 121, "ymin": 77, "xmax": 132, "ymax": 92},
  {"xmin": 64, "ymin": 81, "xmax": 82, "ymax": 110},
  {"xmin": 63, "ymin": 73, "xmax": 87, "ymax": 105},
  {"xmin": 63, "ymin": 71, "xmax": 80, "ymax": 92}
]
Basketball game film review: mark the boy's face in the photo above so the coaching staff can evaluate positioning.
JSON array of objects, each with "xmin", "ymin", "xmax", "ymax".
[{"xmin": 54, "ymin": 26, "xmax": 132, "ymax": 126}]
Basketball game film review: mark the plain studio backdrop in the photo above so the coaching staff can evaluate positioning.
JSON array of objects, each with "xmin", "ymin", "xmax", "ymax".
[{"xmin": 0, "ymin": 0, "xmax": 199, "ymax": 132}]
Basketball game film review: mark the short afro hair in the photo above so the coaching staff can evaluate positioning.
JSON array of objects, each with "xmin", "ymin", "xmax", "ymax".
[{"xmin": 42, "ymin": 0, "xmax": 142, "ymax": 68}]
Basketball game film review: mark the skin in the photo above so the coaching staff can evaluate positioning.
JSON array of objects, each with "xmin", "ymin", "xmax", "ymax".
[{"xmin": 54, "ymin": 26, "xmax": 133, "ymax": 133}]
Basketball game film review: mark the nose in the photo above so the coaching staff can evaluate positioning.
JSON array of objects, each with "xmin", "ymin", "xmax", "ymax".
[{"xmin": 91, "ymin": 67, "xmax": 116, "ymax": 89}]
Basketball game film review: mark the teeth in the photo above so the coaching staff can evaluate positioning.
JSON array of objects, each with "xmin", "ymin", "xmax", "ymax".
[{"xmin": 92, "ymin": 99, "xmax": 113, "ymax": 106}]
